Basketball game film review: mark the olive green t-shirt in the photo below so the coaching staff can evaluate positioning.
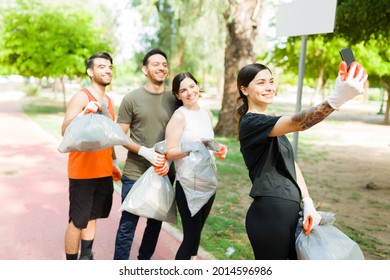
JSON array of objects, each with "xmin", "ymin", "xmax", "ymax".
[{"xmin": 117, "ymin": 86, "xmax": 176, "ymax": 180}]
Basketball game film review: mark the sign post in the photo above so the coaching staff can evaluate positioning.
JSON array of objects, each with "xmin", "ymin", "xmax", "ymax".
[{"xmin": 276, "ymin": 0, "xmax": 337, "ymax": 159}]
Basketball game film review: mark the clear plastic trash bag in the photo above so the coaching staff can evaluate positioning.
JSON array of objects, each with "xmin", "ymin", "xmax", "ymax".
[
  {"xmin": 58, "ymin": 113, "xmax": 130, "ymax": 153},
  {"xmin": 178, "ymin": 141, "xmax": 218, "ymax": 217},
  {"xmin": 153, "ymin": 140, "xmax": 167, "ymax": 154},
  {"xmin": 120, "ymin": 166, "xmax": 177, "ymax": 224},
  {"xmin": 295, "ymin": 211, "xmax": 365, "ymax": 260}
]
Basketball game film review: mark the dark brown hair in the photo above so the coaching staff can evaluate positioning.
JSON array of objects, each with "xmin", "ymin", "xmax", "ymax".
[
  {"xmin": 235, "ymin": 63, "xmax": 272, "ymax": 129},
  {"xmin": 171, "ymin": 72, "xmax": 199, "ymax": 109},
  {"xmin": 86, "ymin": 52, "xmax": 113, "ymax": 70},
  {"xmin": 142, "ymin": 49, "xmax": 168, "ymax": 66}
]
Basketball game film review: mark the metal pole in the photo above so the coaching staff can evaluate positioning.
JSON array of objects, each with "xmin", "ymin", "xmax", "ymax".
[{"xmin": 293, "ymin": 34, "xmax": 308, "ymax": 160}]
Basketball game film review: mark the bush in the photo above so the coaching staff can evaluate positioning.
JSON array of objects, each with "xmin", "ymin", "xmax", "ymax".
[{"xmin": 23, "ymin": 84, "xmax": 41, "ymax": 97}]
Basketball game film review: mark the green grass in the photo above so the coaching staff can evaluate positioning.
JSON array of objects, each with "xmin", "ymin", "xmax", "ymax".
[
  {"xmin": 22, "ymin": 96, "xmax": 65, "ymax": 139},
  {"xmin": 349, "ymin": 192, "xmax": 362, "ymax": 201},
  {"xmin": 337, "ymin": 221, "xmax": 390, "ymax": 259},
  {"xmin": 201, "ymin": 135, "xmax": 253, "ymax": 259}
]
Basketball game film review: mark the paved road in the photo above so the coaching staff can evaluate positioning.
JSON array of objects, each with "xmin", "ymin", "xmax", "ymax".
[{"xmin": 0, "ymin": 89, "xmax": 212, "ymax": 260}]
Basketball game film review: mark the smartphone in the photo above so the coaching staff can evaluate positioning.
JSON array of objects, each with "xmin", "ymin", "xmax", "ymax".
[{"xmin": 339, "ymin": 47, "xmax": 356, "ymax": 70}]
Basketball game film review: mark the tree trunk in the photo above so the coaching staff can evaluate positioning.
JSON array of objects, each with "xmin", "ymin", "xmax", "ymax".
[
  {"xmin": 61, "ymin": 76, "xmax": 67, "ymax": 110},
  {"xmin": 214, "ymin": 0, "xmax": 265, "ymax": 137},
  {"xmin": 385, "ymin": 88, "xmax": 390, "ymax": 125},
  {"xmin": 380, "ymin": 79, "xmax": 390, "ymax": 125},
  {"xmin": 310, "ymin": 65, "xmax": 324, "ymax": 106},
  {"xmin": 53, "ymin": 78, "xmax": 58, "ymax": 100},
  {"xmin": 170, "ymin": 36, "xmax": 185, "ymax": 86}
]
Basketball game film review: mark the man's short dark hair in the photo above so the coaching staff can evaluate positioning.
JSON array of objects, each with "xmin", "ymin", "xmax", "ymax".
[
  {"xmin": 86, "ymin": 52, "xmax": 113, "ymax": 70},
  {"xmin": 142, "ymin": 49, "xmax": 168, "ymax": 66}
]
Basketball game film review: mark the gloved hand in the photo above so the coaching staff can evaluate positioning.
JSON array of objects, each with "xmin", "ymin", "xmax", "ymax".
[
  {"xmin": 112, "ymin": 159, "xmax": 122, "ymax": 181},
  {"xmin": 138, "ymin": 146, "xmax": 165, "ymax": 166},
  {"xmin": 154, "ymin": 159, "xmax": 171, "ymax": 176},
  {"xmin": 214, "ymin": 144, "xmax": 228, "ymax": 159},
  {"xmin": 302, "ymin": 197, "xmax": 322, "ymax": 235},
  {"xmin": 327, "ymin": 61, "xmax": 368, "ymax": 110},
  {"xmin": 78, "ymin": 101, "xmax": 102, "ymax": 117}
]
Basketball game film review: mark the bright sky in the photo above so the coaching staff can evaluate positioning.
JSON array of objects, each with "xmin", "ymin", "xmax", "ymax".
[{"xmin": 91, "ymin": 0, "xmax": 149, "ymax": 61}]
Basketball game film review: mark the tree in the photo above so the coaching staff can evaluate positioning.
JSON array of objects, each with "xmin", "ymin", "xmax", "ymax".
[
  {"xmin": 0, "ymin": 0, "xmax": 113, "ymax": 108},
  {"xmin": 335, "ymin": 0, "xmax": 389, "ymax": 45},
  {"xmin": 129, "ymin": 0, "xmax": 226, "ymax": 88},
  {"xmin": 214, "ymin": 0, "xmax": 265, "ymax": 136},
  {"xmin": 335, "ymin": 0, "xmax": 390, "ymax": 124},
  {"xmin": 270, "ymin": 36, "xmax": 350, "ymax": 105},
  {"xmin": 353, "ymin": 39, "xmax": 390, "ymax": 124}
]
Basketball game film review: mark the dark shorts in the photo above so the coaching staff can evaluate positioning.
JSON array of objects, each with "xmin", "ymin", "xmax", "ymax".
[{"xmin": 68, "ymin": 176, "xmax": 113, "ymax": 229}]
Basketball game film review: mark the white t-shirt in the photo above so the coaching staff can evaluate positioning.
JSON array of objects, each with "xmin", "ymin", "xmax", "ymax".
[{"xmin": 175, "ymin": 106, "xmax": 214, "ymax": 181}]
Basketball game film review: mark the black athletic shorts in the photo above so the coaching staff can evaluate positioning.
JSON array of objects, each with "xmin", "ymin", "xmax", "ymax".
[{"xmin": 68, "ymin": 176, "xmax": 113, "ymax": 229}]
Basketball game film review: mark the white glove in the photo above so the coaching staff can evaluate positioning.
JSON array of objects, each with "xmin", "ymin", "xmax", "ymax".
[
  {"xmin": 112, "ymin": 159, "xmax": 122, "ymax": 181},
  {"xmin": 138, "ymin": 146, "xmax": 165, "ymax": 166},
  {"xmin": 302, "ymin": 197, "xmax": 322, "ymax": 235},
  {"xmin": 78, "ymin": 101, "xmax": 102, "ymax": 117},
  {"xmin": 327, "ymin": 62, "xmax": 368, "ymax": 110}
]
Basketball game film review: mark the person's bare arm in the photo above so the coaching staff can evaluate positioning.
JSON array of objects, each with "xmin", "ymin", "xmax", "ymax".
[
  {"xmin": 207, "ymin": 108, "xmax": 213, "ymax": 126},
  {"xmin": 111, "ymin": 147, "xmax": 117, "ymax": 160},
  {"xmin": 165, "ymin": 110, "xmax": 186, "ymax": 160},
  {"xmin": 61, "ymin": 91, "xmax": 89, "ymax": 136},
  {"xmin": 268, "ymin": 101, "xmax": 334, "ymax": 137},
  {"xmin": 295, "ymin": 161, "xmax": 322, "ymax": 231},
  {"xmin": 118, "ymin": 121, "xmax": 165, "ymax": 166},
  {"xmin": 294, "ymin": 161, "xmax": 310, "ymax": 199},
  {"xmin": 117, "ymin": 122, "xmax": 139, "ymax": 153}
]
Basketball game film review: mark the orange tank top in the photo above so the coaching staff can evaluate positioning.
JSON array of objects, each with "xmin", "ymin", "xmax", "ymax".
[{"xmin": 68, "ymin": 88, "xmax": 115, "ymax": 179}]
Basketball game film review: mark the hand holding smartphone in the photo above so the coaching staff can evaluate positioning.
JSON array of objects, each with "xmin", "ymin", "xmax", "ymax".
[{"xmin": 339, "ymin": 47, "xmax": 356, "ymax": 70}]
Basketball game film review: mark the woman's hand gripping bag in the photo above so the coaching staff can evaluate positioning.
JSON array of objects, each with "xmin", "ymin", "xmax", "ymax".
[{"xmin": 295, "ymin": 211, "xmax": 364, "ymax": 260}]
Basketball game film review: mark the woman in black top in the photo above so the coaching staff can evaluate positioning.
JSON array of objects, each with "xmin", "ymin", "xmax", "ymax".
[{"xmin": 235, "ymin": 61, "xmax": 367, "ymax": 259}]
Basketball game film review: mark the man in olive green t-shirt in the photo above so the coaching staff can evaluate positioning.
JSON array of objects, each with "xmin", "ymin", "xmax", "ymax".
[{"xmin": 114, "ymin": 49, "xmax": 176, "ymax": 260}]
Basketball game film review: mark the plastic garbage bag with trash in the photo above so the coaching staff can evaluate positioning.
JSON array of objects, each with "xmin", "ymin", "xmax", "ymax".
[
  {"xmin": 119, "ymin": 140, "xmax": 177, "ymax": 224},
  {"xmin": 119, "ymin": 166, "xmax": 177, "ymax": 224},
  {"xmin": 295, "ymin": 211, "xmax": 365, "ymax": 260},
  {"xmin": 178, "ymin": 141, "xmax": 218, "ymax": 217},
  {"xmin": 58, "ymin": 107, "xmax": 130, "ymax": 153}
]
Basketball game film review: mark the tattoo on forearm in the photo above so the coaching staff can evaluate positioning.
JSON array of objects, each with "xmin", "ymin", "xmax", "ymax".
[{"xmin": 292, "ymin": 101, "xmax": 335, "ymax": 130}]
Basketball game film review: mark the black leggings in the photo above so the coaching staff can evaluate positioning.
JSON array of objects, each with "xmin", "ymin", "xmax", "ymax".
[
  {"xmin": 175, "ymin": 181, "xmax": 215, "ymax": 260},
  {"xmin": 245, "ymin": 196, "xmax": 300, "ymax": 260}
]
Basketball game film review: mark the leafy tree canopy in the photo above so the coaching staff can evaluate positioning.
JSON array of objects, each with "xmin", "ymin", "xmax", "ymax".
[
  {"xmin": 335, "ymin": 0, "xmax": 390, "ymax": 44},
  {"xmin": 128, "ymin": 0, "xmax": 226, "ymax": 82},
  {"xmin": 0, "ymin": 0, "xmax": 113, "ymax": 78}
]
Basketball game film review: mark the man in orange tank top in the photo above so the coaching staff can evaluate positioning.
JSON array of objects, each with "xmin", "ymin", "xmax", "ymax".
[{"xmin": 61, "ymin": 52, "xmax": 121, "ymax": 260}]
